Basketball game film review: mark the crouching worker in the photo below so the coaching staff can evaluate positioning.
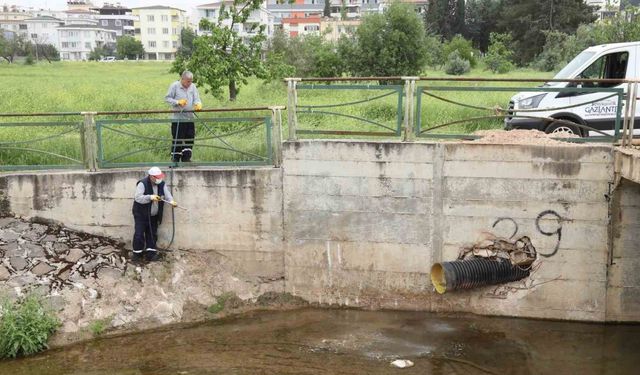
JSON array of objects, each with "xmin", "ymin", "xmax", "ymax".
[{"xmin": 131, "ymin": 166, "xmax": 177, "ymax": 262}]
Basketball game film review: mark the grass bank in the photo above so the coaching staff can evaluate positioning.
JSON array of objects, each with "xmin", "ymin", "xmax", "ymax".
[{"xmin": 0, "ymin": 62, "xmax": 550, "ymax": 166}]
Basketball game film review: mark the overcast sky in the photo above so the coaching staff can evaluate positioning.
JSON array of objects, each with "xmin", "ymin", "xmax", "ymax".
[{"xmin": 18, "ymin": 1, "xmax": 206, "ymax": 15}]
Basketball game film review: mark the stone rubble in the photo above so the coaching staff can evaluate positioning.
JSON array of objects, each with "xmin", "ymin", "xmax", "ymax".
[{"xmin": 0, "ymin": 215, "xmax": 290, "ymax": 346}]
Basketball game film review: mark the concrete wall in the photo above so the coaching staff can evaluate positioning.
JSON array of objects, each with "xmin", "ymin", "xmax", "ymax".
[
  {"xmin": 0, "ymin": 168, "xmax": 284, "ymax": 282},
  {"xmin": 4, "ymin": 141, "xmax": 638, "ymax": 322},
  {"xmin": 608, "ymin": 178, "xmax": 640, "ymax": 322},
  {"xmin": 283, "ymin": 141, "xmax": 615, "ymax": 321}
]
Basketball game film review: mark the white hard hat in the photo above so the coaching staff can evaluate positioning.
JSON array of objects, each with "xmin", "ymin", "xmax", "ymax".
[{"xmin": 147, "ymin": 166, "xmax": 165, "ymax": 178}]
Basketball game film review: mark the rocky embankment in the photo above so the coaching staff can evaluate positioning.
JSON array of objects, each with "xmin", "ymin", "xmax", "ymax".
[{"xmin": 0, "ymin": 216, "xmax": 301, "ymax": 346}]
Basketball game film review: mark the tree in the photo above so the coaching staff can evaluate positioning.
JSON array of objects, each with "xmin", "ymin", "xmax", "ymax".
[
  {"xmin": 424, "ymin": 0, "xmax": 465, "ymax": 41},
  {"xmin": 442, "ymin": 34, "xmax": 477, "ymax": 68},
  {"xmin": 177, "ymin": 28, "xmax": 196, "ymax": 58},
  {"xmin": 29, "ymin": 43, "xmax": 59, "ymax": 63},
  {"xmin": 116, "ymin": 36, "xmax": 144, "ymax": 60},
  {"xmin": 0, "ymin": 33, "xmax": 28, "ymax": 63},
  {"xmin": 171, "ymin": 0, "xmax": 267, "ymax": 101},
  {"xmin": 498, "ymin": 0, "xmax": 596, "ymax": 66},
  {"xmin": 350, "ymin": 3, "xmax": 428, "ymax": 77},
  {"xmin": 323, "ymin": 0, "xmax": 331, "ymax": 17},
  {"xmin": 88, "ymin": 44, "xmax": 115, "ymax": 61},
  {"xmin": 464, "ymin": 0, "xmax": 504, "ymax": 52},
  {"xmin": 483, "ymin": 32, "xmax": 514, "ymax": 73}
]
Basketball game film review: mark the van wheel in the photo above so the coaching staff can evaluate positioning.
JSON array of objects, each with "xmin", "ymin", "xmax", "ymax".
[{"xmin": 545, "ymin": 121, "xmax": 583, "ymax": 137}]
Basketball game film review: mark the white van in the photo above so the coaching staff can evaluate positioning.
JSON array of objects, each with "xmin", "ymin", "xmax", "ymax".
[{"xmin": 505, "ymin": 42, "xmax": 640, "ymax": 136}]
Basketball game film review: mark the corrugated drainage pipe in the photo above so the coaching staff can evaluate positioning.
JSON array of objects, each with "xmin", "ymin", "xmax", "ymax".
[{"xmin": 430, "ymin": 258, "xmax": 530, "ymax": 294}]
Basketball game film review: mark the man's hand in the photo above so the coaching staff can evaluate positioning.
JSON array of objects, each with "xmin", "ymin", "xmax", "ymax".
[
  {"xmin": 150, "ymin": 195, "xmax": 161, "ymax": 202},
  {"xmin": 177, "ymin": 99, "xmax": 187, "ymax": 107},
  {"xmin": 170, "ymin": 201, "xmax": 178, "ymax": 207},
  {"xmin": 194, "ymin": 103, "xmax": 202, "ymax": 111}
]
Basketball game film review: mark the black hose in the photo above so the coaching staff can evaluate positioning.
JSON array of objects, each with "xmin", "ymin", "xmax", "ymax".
[{"xmin": 431, "ymin": 258, "xmax": 530, "ymax": 294}]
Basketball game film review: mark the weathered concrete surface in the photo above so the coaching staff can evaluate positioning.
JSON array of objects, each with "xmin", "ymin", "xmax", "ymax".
[
  {"xmin": 0, "ymin": 168, "xmax": 284, "ymax": 282},
  {"xmin": 608, "ymin": 179, "xmax": 640, "ymax": 322},
  {"xmin": 283, "ymin": 141, "xmax": 615, "ymax": 321},
  {"xmin": 4, "ymin": 141, "xmax": 640, "ymax": 323}
]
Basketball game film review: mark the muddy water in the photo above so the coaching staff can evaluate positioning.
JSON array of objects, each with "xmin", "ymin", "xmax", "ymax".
[{"xmin": 1, "ymin": 308, "xmax": 639, "ymax": 375}]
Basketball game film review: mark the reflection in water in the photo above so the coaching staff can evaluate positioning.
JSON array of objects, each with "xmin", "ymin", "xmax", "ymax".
[{"xmin": 1, "ymin": 308, "xmax": 639, "ymax": 375}]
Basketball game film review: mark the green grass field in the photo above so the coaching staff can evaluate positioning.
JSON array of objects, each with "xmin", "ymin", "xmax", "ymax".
[{"xmin": 0, "ymin": 62, "xmax": 550, "ymax": 167}]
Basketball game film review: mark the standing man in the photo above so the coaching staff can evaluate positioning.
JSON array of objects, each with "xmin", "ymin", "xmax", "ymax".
[
  {"xmin": 132, "ymin": 167, "xmax": 177, "ymax": 262},
  {"xmin": 165, "ymin": 71, "xmax": 203, "ymax": 162}
]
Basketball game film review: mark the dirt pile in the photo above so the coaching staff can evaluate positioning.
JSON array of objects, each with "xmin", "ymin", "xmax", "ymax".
[{"xmin": 471, "ymin": 129, "xmax": 583, "ymax": 145}]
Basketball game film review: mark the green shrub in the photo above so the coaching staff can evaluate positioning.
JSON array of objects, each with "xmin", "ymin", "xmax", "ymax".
[
  {"xmin": 24, "ymin": 54, "xmax": 35, "ymax": 65},
  {"xmin": 444, "ymin": 51, "xmax": 470, "ymax": 75},
  {"xmin": 0, "ymin": 295, "xmax": 59, "ymax": 358},
  {"xmin": 207, "ymin": 292, "xmax": 239, "ymax": 314},
  {"xmin": 88, "ymin": 318, "xmax": 110, "ymax": 336}
]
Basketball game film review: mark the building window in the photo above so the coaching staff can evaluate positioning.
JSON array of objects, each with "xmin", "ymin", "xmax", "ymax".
[
  {"xmin": 304, "ymin": 25, "xmax": 320, "ymax": 31},
  {"xmin": 85, "ymin": 42, "xmax": 91, "ymax": 49},
  {"xmin": 62, "ymin": 53, "xmax": 69, "ymax": 59},
  {"xmin": 115, "ymin": 20, "xmax": 122, "ymax": 26},
  {"xmin": 172, "ymin": 41, "xmax": 178, "ymax": 48},
  {"xmin": 161, "ymin": 15, "xmax": 168, "ymax": 22},
  {"xmin": 172, "ymin": 15, "xmax": 179, "ymax": 21},
  {"xmin": 147, "ymin": 28, "xmax": 156, "ymax": 34},
  {"xmin": 31, "ymin": 33, "xmax": 37, "ymax": 38},
  {"xmin": 172, "ymin": 28, "xmax": 177, "ymax": 35},
  {"xmin": 84, "ymin": 31, "xmax": 90, "ymax": 37},
  {"xmin": 163, "ymin": 41, "xmax": 169, "ymax": 48},
  {"xmin": 101, "ymin": 20, "xmax": 108, "ymax": 26},
  {"xmin": 162, "ymin": 27, "xmax": 169, "ymax": 34},
  {"xmin": 61, "ymin": 42, "xmax": 69, "ymax": 48},
  {"xmin": 148, "ymin": 41, "xmax": 156, "ymax": 48},
  {"xmin": 147, "ymin": 15, "xmax": 154, "ymax": 22},
  {"xmin": 19, "ymin": 24, "xmax": 27, "ymax": 30}
]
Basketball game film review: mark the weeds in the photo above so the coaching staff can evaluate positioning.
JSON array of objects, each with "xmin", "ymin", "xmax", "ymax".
[
  {"xmin": 0, "ymin": 295, "xmax": 59, "ymax": 359},
  {"xmin": 88, "ymin": 318, "xmax": 111, "ymax": 336}
]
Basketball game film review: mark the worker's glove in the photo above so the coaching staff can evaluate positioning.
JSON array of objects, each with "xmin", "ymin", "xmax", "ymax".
[
  {"xmin": 193, "ymin": 103, "xmax": 202, "ymax": 111},
  {"xmin": 150, "ymin": 195, "xmax": 161, "ymax": 202},
  {"xmin": 170, "ymin": 201, "xmax": 178, "ymax": 207},
  {"xmin": 177, "ymin": 99, "xmax": 187, "ymax": 107}
]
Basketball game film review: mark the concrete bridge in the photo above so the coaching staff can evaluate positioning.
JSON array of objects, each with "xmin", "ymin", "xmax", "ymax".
[{"xmin": 1, "ymin": 140, "xmax": 639, "ymax": 323}]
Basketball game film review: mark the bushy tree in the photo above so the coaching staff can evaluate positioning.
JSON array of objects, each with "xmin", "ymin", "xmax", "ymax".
[
  {"xmin": 171, "ymin": 0, "xmax": 267, "ymax": 101},
  {"xmin": 33, "ymin": 44, "xmax": 59, "ymax": 62},
  {"xmin": 116, "ymin": 36, "xmax": 144, "ymax": 60},
  {"xmin": 423, "ymin": 33, "xmax": 444, "ymax": 68},
  {"xmin": 350, "ymin": 2, "xmax": 428, "ymax": 77},
  {"xmin": 425, "ymin": 0, "xmax": 465, "ymax": 40},
  {"xmin": 442, "ymin": 34, "xmax": 477, "ymax": 68},
  {"xmin": 498, "ymin": 0, "xmax": 596, "ymax": 66},
  {"xmin": 464, "ymin": 0, "xmax": 504, "ymax": 52},
  {"xmin": 445, "ymin": 50, "xmax": 470, "ymax": 75},
  {"xmin": 532, "ymin": 31, "xmax": 571, "ymax": 72},
  {"xmin": 484, "ymin": 32, "xmax": 514, "ymax": 73},
  {"xmin": 88, "ymin": 45, "xmax": 114, "ymax": 61},
  {"xmin": 177, "ymin": 28, "xmax": 196, "ymax": 58}
]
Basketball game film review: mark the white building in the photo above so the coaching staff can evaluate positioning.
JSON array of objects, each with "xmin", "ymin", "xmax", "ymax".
[
  {"xmin": 586, "ymin": 0, "xmax": 621, "ymax": 20},
  {"xmin": 196, "ymin": 1, "xmax": 275, "ymax": 40},
  {"xmin": 57, "ymin": 24, "xmax": 116, "ymax": 61},
  {"xmin": 132, "ymin": 5, "xmax": 189, "ymax": 60},
  {"xmin": 23, "ymin": 15, "xmax": 65, "ymax": 47}
]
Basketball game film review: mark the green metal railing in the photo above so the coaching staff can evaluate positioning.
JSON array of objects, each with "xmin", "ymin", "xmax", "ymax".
[
  {"xmin": 286, "ymin": 77, "xmax": 639, "ymax": 144},
  {"xmin": 416, "ymin": 84, "xmax": 625, "ymax": 142},
  {"xmin": 0, "ymin": 107, "xmax": 285, "ymax": 172},
  {"xmin": 286, "ymin": 77, "xmax": 406, "ymax": 139}
]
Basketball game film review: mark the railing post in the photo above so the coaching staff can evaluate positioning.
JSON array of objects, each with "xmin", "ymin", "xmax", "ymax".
[
  {"xmin": 269, "ymin": 105, "xmax": 285, "ymax": 168},
  {"xmin": 81, "ymin": 112, "xmax": 98, "ymax": 171},
  {"xmin": 285, "ymin": 78, "xmax": 300, "ymax": 141},
  {"xmin": 402, "ymin": 76, "xmax": 419, "ymax": 142},
  {"xmin": 628, "ymin": 81, "xmax": 638, "ymax": 146}
]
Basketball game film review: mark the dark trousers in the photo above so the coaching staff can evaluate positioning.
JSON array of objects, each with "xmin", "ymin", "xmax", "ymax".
[
  {"xmin": 171, "ymin": 121, "xmax": 195, "ymax": 162},
  {"xmin": 133, "ymin": 214, "xmax": 159, "ymax": 251}
]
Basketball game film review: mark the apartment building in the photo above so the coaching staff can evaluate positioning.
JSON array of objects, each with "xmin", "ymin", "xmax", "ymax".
[
  {"xmin": 57, "ymin": 24, "xmax": 116, "ymax": 61},
  {"xmin": 23, "ymin": 15, "xmax": 65, "ymax": 46},
  {"xmin": 196, "ymin": 1, "xmax": 275, "ymax": 40},
  {"xmin": 132, "ymin": 6, "xmax": 189, "ymax": 60},
  {"xmin": 92, "ymin": 3, "xmax": 137, "ymax": 38},
  {"xmin": 320, "ymin": 18, "xmax": 360, "ymax": 41},
  {"xmin": 0, "ymin": 4, "xmax": 31, "ymax": 35},
  {"xmin": 586, "ymin": 0, "xmax": 620, "ymax": 20}
]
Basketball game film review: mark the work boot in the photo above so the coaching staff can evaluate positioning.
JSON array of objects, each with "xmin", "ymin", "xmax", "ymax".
[
  {"xmin": 145, "ymin": 249, "xmax": 159, "ymax": 262},
  {"xmin": 171, "ymin": 151, "xmax": 182, "ymax": 163},
  {"xmin": 131, "ymin": 251, "xmax": 143, "ymax": 263},
  {"xmin": 182, "ymin": 148, "xmax": 192, "ymax": 162}
]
